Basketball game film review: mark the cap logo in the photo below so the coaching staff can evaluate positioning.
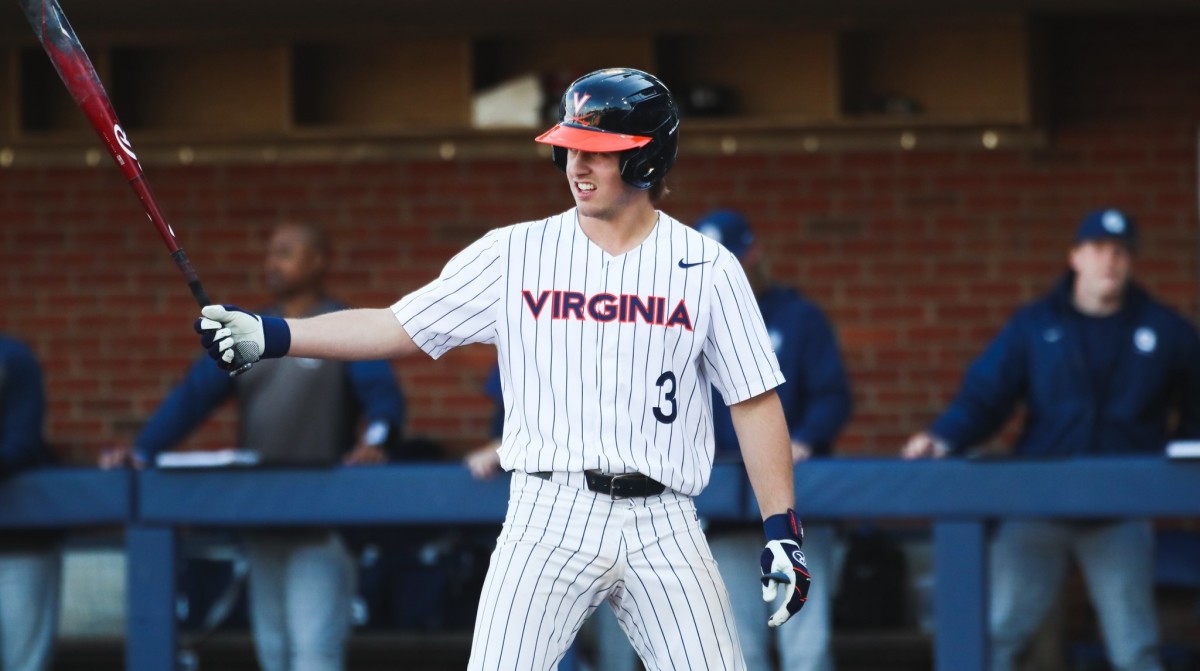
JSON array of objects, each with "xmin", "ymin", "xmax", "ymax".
[
  {"xmin": 1102, "ymin": 210, "xmax": 1126, "ymax": 234},
  {"xmin": 568, "ymin": 92, "xmax": 593, "ymax": 125},
  {"xmin": 1134, "ymin": 327, "xmax": 1157, "ymax": 354}
]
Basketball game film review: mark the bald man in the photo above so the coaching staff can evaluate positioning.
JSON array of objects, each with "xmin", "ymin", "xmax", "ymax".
[{"xmin": 102, "ymin": 223, "xmax": 406, "ymax": 671}]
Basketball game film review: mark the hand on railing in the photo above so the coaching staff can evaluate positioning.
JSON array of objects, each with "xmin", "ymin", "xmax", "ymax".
[{"xmin": 98, "ymin": 445, "xmax": 145, "ymax": 470}]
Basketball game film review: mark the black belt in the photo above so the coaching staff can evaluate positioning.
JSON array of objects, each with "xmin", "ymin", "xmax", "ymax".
[{"xmin": 530, "ymin": 471, "xmax": 667, "ymax": 499}]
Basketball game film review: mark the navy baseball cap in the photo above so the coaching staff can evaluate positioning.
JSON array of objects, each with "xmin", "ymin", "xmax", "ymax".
[
  {"xmin": 695, "ymin": 210, "xmax": 755, "ymax": 259},
  {"xmin": 1075, "ymin": 208, "xmax": 1137, "ymax": 250}
]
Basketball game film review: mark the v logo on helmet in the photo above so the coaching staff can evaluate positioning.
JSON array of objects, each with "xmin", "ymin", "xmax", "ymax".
[{"xmin": 569, "ymin": 92, "xmax": 592, "ymax": 125}]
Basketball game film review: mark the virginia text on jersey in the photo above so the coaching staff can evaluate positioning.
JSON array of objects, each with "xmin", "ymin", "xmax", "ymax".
[{"xmin": 521, "ymin": 289, "xmax": 693, "ymax": 330}]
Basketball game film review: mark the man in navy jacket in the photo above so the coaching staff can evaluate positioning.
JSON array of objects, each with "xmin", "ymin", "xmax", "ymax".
[
  {"xmin": 905, "ymin": 209, "xmax": 1200, "ymax": 671},
  {"xmin": 699, "ymin": 210, "xmax": 853, "ymax": 671}
]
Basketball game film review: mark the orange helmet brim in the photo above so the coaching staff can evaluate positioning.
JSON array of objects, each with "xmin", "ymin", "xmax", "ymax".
[{"xmin": 535, "ymin": 124, "xmax": 652, "ymax": 153}]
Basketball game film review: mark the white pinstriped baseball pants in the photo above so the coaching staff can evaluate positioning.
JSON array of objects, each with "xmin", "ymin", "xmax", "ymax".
[{"xmin": 468, "ymin": 471, "xmax": 747, "ymax": 671}]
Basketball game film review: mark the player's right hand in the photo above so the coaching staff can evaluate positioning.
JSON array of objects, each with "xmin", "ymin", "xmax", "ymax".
[
  {"xmin": 902, "ymin": 431, "xmax": 950, "ymax": 459},
  {"xmin": 194, "ymin": 305, "xmax": 291, "ymax": 371}
]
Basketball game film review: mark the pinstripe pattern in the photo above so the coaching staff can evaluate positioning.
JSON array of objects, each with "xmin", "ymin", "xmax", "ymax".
[
  {"xmin": 391, "ymin": 209, "xmax": 784, "ymax": 496},
  {"xmin": 391, "ymin": 208, "xmax": 782, "ymax": 670},
  {"xmin": 468, "ymin": 472, "xmax": 745, "ymax": 671}
]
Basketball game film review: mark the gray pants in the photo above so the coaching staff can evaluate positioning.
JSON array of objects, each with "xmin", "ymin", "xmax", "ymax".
[
  {"xmin": 709, "ymin": 524, "xmax": 837, "ymax": 671},
  {"xmin": 244, "ymin": 531, "xmax": 356, "ymax": 671},
  {"xmin": 0, "ymin": 549, "xmax": 60, "ymax": 671},
  {"xmin": 990, "ymin": 520, "xmax": 1162, "ymax": 671}
]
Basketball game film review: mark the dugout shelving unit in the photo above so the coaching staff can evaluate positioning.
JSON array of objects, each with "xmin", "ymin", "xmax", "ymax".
[
  {"xmin": 16, "ymin": 45, "xmax": 105, "ymax": 136},
  {"xmin": 0, "ymin": 14, "xmax": 1042, "ymax": 158},
  {"xmin": 837, "ymin": 16, "xmax": 1035, "ymax": 127},
  {"xmin": 655, "ymin": 28, "xmax": 843, "ymax": 127},
  {"xmin": 291, "ymin": 40, "xmax": 472, "ymax": 133},
  {"xmin": 107, "ymin": 45, "xmax": 291, "ymax": 139}
]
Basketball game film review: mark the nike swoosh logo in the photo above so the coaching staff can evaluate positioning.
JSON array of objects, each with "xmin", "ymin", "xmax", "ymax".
[{"xmin": 678, "ymin": 259, "xmax": 711, "ymax": 269}]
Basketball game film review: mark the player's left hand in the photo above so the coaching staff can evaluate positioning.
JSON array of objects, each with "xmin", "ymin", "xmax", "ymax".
[{"xmin": 760, "ymin": 508, "xmax": 812, "ymax": 627}]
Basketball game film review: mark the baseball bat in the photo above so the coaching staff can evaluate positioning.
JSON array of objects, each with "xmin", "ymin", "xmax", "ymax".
[{"xmin": 20, "ymin": 0, "xmax": 252, "ymax": 375}]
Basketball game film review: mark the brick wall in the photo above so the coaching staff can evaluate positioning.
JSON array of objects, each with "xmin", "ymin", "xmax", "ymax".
[{"xmin": 2, "ymin": 16, "xmax": 1198, "ymax": 462}]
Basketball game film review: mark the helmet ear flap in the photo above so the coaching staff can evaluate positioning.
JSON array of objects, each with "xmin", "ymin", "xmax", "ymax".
[
  {"xmin": 551, "ymin": 146, "xmax": 567, "ymax": 173},
  {"xmin": 619, "ymin": 150, "xmax": 652, "ymax": 190},
  {"xmin": 619, "ymin": 133, "xmax": 678, "ymax": 190}
]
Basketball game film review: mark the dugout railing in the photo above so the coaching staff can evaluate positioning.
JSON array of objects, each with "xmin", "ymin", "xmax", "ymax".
[{"xmin": 3, "ymin": 458, "xmax": 1198, "ymax": 671}]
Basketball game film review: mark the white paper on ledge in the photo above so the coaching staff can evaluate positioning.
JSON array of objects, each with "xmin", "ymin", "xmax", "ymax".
[
  {"xmin": 1166, "ymin": 441, "xmax": 1200, "ymax": 460},
  {"xmin": 156, "ymin": 449, "xmax": 260, "ymax": 469}
]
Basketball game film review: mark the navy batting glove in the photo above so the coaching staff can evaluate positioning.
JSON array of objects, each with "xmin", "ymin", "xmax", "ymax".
[
  {"xmin": 760, "ymin": 508, "xmax": 812, "ymax": 627},
  {"xmin": 193, "ymin": 305, "xmax": 290, "ymax": 371}
]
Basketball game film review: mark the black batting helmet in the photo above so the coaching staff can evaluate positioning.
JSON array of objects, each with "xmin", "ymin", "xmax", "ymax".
[{"xmin": 535, "ymin": 68, "xmax": 680, "ymax": 190}]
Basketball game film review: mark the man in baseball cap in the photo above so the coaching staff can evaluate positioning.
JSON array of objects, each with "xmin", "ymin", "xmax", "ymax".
[
  {"xmin": 904, "ymin": 208, "xmax": 1200, "ymax": 671},
  {"xmin": 697, "ymin": 209, "xmax": 853, "ymax": 671}
]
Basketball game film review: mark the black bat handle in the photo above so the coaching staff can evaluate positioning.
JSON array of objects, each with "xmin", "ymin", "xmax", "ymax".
[{"xmin": 171, "ymin": 249, "xmax": 253, "ymax": 377}]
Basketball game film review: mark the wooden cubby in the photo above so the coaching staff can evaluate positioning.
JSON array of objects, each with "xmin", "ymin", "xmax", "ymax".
[
  {"xmin": 109, "ymin": 45, "xmax": 289, "ymax": 136},
  {"xmin": 839, "ymin": 18, "xmax": 1032, "ymax": 125},
  {"xmin": 292, "ymin": 40, "xmax": 471, "ymax": 131},
  {"xmin": 17, "ymin": 46, "xmax": 103, "ymax": 136},
  {"xmin": 657, "ymin": 29, "xmax": 840, "ymax": 126}
]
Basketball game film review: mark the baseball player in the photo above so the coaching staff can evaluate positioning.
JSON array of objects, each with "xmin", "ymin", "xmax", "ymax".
[{"xmin": 194, "ymin": 68, "xmax": 810, "ymax": 670}]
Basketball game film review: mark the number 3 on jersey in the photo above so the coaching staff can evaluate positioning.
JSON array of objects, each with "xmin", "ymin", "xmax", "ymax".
[{"xmin": 652, "ymin": 371, "xmax": 677, "ymax": 424}]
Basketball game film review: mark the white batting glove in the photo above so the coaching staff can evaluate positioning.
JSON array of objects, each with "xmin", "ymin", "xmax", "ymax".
[{"xmin": 194, "ymin": 305, "xmax": 290, "ymax": 371}]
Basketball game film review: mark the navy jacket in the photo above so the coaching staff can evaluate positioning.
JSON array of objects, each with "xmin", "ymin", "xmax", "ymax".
[
  {"xmin": 931, "ymin": 273, "xmax": 1200, "ymax": 456},
  {"xmin": 712, "ymin": 286, "xmax": 852, "ymax": 458},
  {"xmin": 0, "ymin": 336, "xmax": 51, "ymax": 473}
]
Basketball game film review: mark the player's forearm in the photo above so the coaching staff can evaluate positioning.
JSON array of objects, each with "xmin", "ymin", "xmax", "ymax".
[
  {"xmin": 730, "ymin": 390, "xmax": 796, "ymax": 519},
  {"xmin": 286, "ymin": 308, "xmax": 420, "ymax": 361}
]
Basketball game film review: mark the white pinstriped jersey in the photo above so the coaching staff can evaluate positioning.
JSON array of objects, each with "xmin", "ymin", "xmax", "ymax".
[{"xmin": 392, "ymin": 208, "xmax": 784, "ymax": 496}]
